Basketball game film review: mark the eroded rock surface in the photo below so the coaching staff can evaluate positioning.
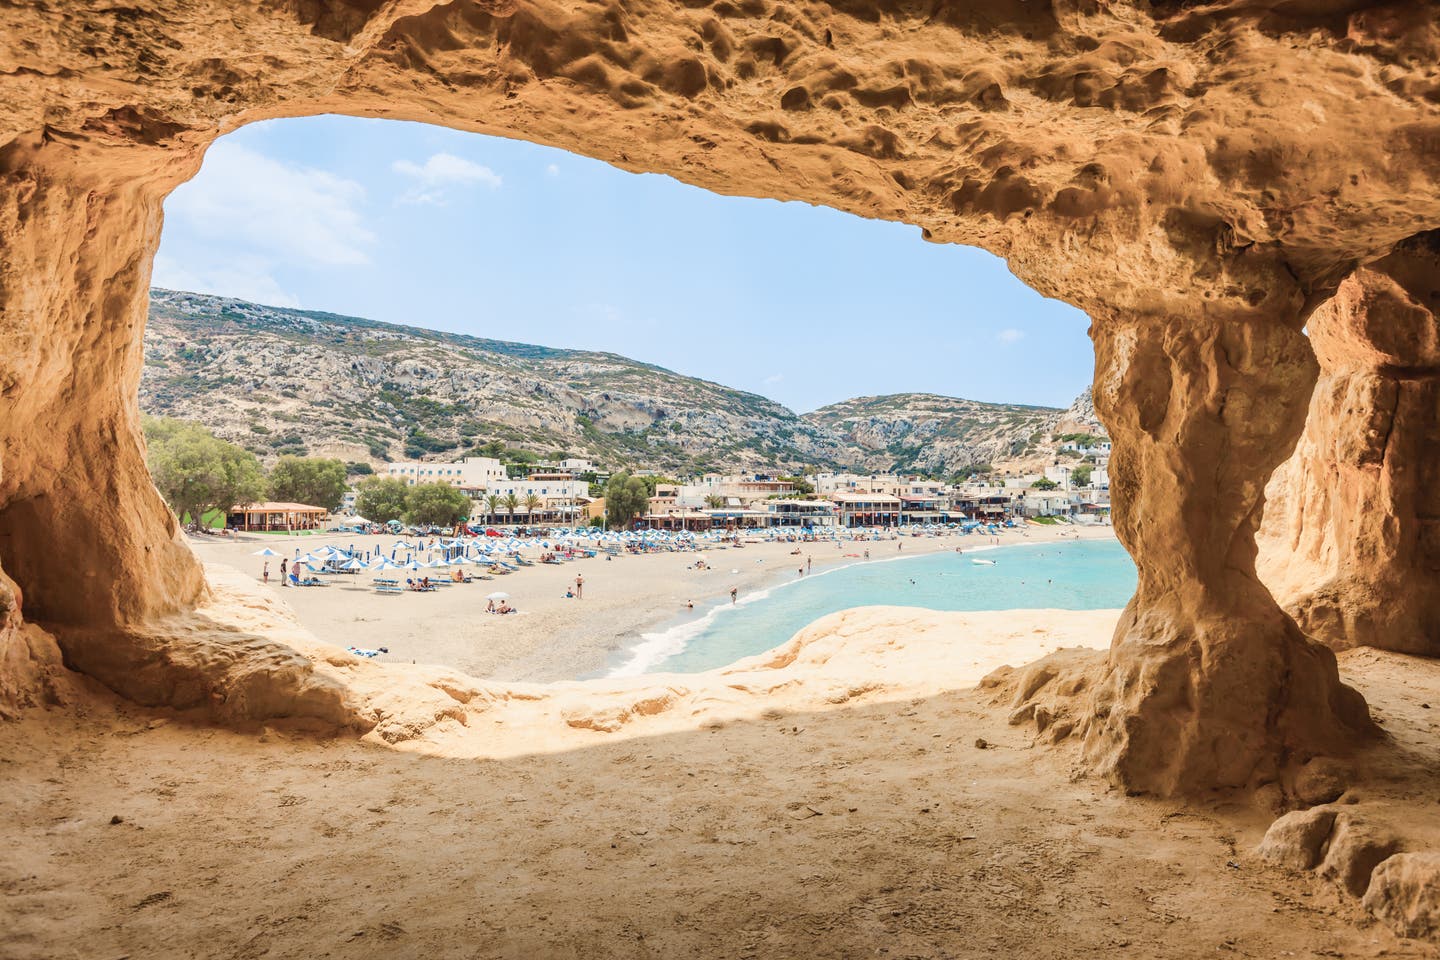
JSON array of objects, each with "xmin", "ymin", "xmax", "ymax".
[
  {"xmin": 1259, "ymin": 235, "xmax": 1440, "ymax": 657},
  {"xmin": 1364, "ymin": 852, "xmax": 1440, "ymax": 941},
  {"xmin": 3, "ymin": 0, "xmax": 1439, "ymax": 791}
]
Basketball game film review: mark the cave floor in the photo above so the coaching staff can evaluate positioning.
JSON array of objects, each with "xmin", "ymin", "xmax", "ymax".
[{"xmin": 3, "ymin": 649, "xmax": 1437, "ymax": 960}]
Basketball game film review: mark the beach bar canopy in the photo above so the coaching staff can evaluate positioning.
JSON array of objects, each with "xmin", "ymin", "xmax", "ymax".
[{"xmin": 226, "ymin": 501, "xmax": 328, "ymax": 532}]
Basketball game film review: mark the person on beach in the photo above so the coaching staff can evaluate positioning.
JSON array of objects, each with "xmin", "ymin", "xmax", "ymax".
[
  {"xmin": 575, "ymin": 574, "xmax": 584, "ymax": 599},
  {"xmin": 486, "ymin": 599, "xmax": 496, "ymax": 613},
  {"xmin": 797, "ymin": 567, "xmax": 803, "ymax": 578},
  {"xmin": 262, "ymin": 562, "xmax": 269, "ymax": 584},
  {"xmin": 729, "ymin": 587, "xmax": 738, "ymax": 604},
  {"xmin": 279, "ymin": 558, "xmax": 288, "ymax": 586},
  {"xmin": 806, "ymin": 555, "xmax": 812, "ymax": 573}
]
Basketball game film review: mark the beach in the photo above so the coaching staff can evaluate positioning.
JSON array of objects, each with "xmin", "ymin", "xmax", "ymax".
[{"xmin": 189, "ymin": 523, "xmax": 1119, "ymax": 681}]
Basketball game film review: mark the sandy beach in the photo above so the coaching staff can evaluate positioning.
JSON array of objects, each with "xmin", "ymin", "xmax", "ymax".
[
  {"xmin": 7, "ymin": 587, "xmax": 1439, "ymax": 959},
  {"xmin": 190, "ymin": 523, "xmax": 1118, "ymax": 681}
]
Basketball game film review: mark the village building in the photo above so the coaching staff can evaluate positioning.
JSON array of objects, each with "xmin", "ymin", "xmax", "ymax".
[
  {"xmin": 226, "ymin": 501, "xmax": 328, "ymax": 532},
  {"xmin": 764, "ymin": 499, "xmax": 839, "ymax": 527},
  {"xmin": 383, "ymin": 456, "xmax": 506, "ymax": 488}
]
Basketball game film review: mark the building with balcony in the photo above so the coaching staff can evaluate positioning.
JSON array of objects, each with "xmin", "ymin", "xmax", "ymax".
[
  {"xmin": 765, "ymin": 499, "xmax": 839, "ymax": 527},
  {"xmin": 830, "ymin": 492, "xmax": 902, "ymax": 528},
  {"xmin": 384, "ymin": 456, "xmax": 506, "ymax": 488}
]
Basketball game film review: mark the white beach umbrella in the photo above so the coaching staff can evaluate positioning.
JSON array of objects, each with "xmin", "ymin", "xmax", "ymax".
[
  {"xmin": 486, "ymin": 591, "xmax": 510, "ymax": 601},
  {"xmin": 251, "ymin": 547, "xmax": 279, "ymax": 556},
  {"xmin": 341, "ymin": 558, "xmax": 364, "ymax": 570}
]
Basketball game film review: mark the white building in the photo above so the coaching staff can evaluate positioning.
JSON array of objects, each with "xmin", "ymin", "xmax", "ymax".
[
  {"xmin": 814, "ymin": 473, "xmax": 948, "ymax": 498},
  {"xmin": 384, "ymin": 456, "xmax": 506, "ymax": 488},
  {"xmin": 466, "ymin": 474, "xmax": 591, "ymax": 524},
  {"xmin": 765, "ymin": 499, "xmax": 839, "ymax": 527},
  {"xmin": 677, "ymin": 474, "xmax": 795, "ymax": 507}
]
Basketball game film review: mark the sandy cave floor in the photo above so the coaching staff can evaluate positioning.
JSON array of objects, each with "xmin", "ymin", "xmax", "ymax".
[{"xmin": 4, "ymin": 630, "xmax": 1440, "ymax": 959}]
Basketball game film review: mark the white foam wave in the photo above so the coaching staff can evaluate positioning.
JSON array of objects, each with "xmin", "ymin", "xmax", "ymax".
[{"xmin": 605, "ymin": 535, "xmax": 1084, "ymax": 677}]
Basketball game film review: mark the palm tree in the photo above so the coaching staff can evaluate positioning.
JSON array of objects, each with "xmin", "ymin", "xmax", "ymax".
[
  {"xmin": 523, "ymin": 493, "xmax": 544, "ymax": 523},
  {"xmin": 503, "ymin": 492, "xmax": 520, "ymax": 526},
  {"xmin": 704, "ymin": 494, "xmax": 726, "ymax": 509},
  {"xmin": 485, "ymin": 493, "xmax": 503, "ymax": 524}
]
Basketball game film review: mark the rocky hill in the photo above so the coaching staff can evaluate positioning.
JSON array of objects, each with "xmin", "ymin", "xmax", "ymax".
[{"xmin": 139, "ymin": 289, "xmax": 1098, "ymax": 476}]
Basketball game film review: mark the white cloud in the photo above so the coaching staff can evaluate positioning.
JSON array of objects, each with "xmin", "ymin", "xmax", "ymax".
[
  {"xmin": 763, "ymin": 373, "xmax": 784, "ymax": 386},
  {"xmin": 996, "ymin": 328, "xmax": 1026, "ymax": 344},
  {"xmin": 151, "ymin": 253, "xmax": 300, "ymax": 308},
  {"xmin": 165, "ymin": 141, "xmax": 375, "ymax": 267},
  {"xmin": 392, "ymin": 152, "xmax": 502, "ymax": 204},
  {"xmin": 546, "ymin": 163, "xmax": 560, "ymax": 177}
]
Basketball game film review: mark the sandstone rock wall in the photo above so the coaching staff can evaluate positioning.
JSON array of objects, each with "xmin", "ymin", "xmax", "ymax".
[
  {"xmin": 1259, "ymin": 235, "xmax": 1440, "ymax": 657},
  {"xmin": 4, "ymin": 0, "xmax": 1440, "ymax": 791}
]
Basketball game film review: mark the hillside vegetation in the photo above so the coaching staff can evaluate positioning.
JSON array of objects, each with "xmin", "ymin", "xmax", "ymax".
[{"xmin": 140, "ymin": 290, "xmax": 1099, "ymax": 477}]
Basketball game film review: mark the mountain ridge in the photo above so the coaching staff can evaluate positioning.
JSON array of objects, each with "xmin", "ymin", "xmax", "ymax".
[{"xmin": 140, "ymin": 289, "xmax": 1098, "ymax": 477}]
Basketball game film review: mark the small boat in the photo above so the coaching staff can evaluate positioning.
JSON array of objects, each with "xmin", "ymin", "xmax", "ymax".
[{"xmin": 971, "ymin": 558, "xmax": 996, "ymax": 566}]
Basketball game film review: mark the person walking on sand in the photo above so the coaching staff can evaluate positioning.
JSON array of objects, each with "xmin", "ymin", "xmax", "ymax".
[
  {"xmin": 279, "ymin": 558, "xmax": 288, "ymax": 587},
  {"xmin": 730, "ymin": 587, "xmax": 738, "ymax": 604},
  {"xmin": 575, "ymin": 574, "xmax": 584, "ymax": 599},
  {"xmin": 806, "ymin": 555, "xmax": 812, "ymax": 573},
  {"xmin": 262, "ymin": 561, "xmax": 269, "ymax": 585}
]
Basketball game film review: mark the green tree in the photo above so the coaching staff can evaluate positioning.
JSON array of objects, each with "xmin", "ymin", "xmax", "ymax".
[
  {"xmin": 405, "ymin": 482, "xmax": 470, "ymax": 527},
  {"xmin": 779, "ymin": 475, "xmax": 815, "ymax": 496},
  {"xmin": 354, "ymin": 476, "xmax": 410, "ymax": 523},
  {"xmin": 267, "ymin": 456, "xmax": 349, "ymax": 511},
  {"xmin": 346, "ymin": 461, "xmax": 374, "ymax": 476},
  {"xmin": 503, "ymin": 492, "xmax": 520, "ymax": 524},
  {"xmin": 523, "ymin": 492, "xmax": 544, "ymax": 519},
  {"xmin": 144, "ymin": 416, "xmax": 265, "ymax": 528},
  {"xmin": 704, "ymin": 494, "xmax": 726, "ymax": 509},
  {"xmin": 484, "ymin": 493, "xmax": 504, "ymax": 524},
  {"xmin": 1071, "ymin": 464, "xmax": 1093, "ymax": 487},
  {"xmin": 604, "ymin": 472, "xmax": 650, "ymax": 530},
  {"xmin": 1032, "ymin": 477, "xmax": 1060, "ymax": 491}
]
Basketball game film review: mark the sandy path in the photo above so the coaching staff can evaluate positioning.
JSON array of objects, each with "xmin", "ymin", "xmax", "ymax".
[
  {"xmin": 191, "ymin": 524, "xmax": 1116, "ymax": 681},
  {"xmin": 4, "ymin": 631, "xmax": 1436, "ymax": 960}
]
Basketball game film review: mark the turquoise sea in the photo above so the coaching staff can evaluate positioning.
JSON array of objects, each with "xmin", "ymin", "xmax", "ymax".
[{"xmin": 607, "ymin": 538, "xmax": 1137, "ymax": 676}]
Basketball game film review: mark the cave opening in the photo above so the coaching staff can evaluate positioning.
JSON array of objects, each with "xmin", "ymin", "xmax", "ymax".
[
  {"xmin": 137, "ymin": 114, "xmax": 1110, "ymax": 683},
  {"xmin": 8, "ymin": 0, "xmax": 1438, "ymax": 801}
]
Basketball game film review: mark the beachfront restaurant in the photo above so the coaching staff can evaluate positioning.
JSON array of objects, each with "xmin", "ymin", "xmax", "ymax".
[
  {"xmin": 225, "ymin": 501, "xmax": 328, "ymax": 532},
  {"xmin": 703, "ymin": 508, "xmax": 770, "ymax": 530},
  {"xmin": 765, "ymin": 499, "xmax": 839, "ymax": 528},
  {"xmin": 830, "ymin": 492, "xmax": 902, "ymax": 528},
  {"xmin": 898, "ymin": 495, "xmax": 948, "ymax": 525},
  {"xmin": 641, "ymin": 510, "xmax": 714, "ymax": 532}
]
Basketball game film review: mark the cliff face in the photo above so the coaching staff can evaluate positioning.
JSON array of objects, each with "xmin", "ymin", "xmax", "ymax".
[{"xmin": 4, "ymin": 0, "xmax": 1440, "ymax": 795}]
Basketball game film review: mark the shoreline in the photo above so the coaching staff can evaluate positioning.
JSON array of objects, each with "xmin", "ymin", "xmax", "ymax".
[
  {"xmin": 189, "ymin": 522, "xmax": 1118, "ymax": 682},
  {"xmin": 605, "ymin": 532, "xmax": 1125, "ymax": 678}
]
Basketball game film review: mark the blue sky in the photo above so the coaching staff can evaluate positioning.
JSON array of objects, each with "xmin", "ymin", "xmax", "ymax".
[{"xmin": 155, "ymin": 115, "xmax": 1093, "ymax": 413}]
